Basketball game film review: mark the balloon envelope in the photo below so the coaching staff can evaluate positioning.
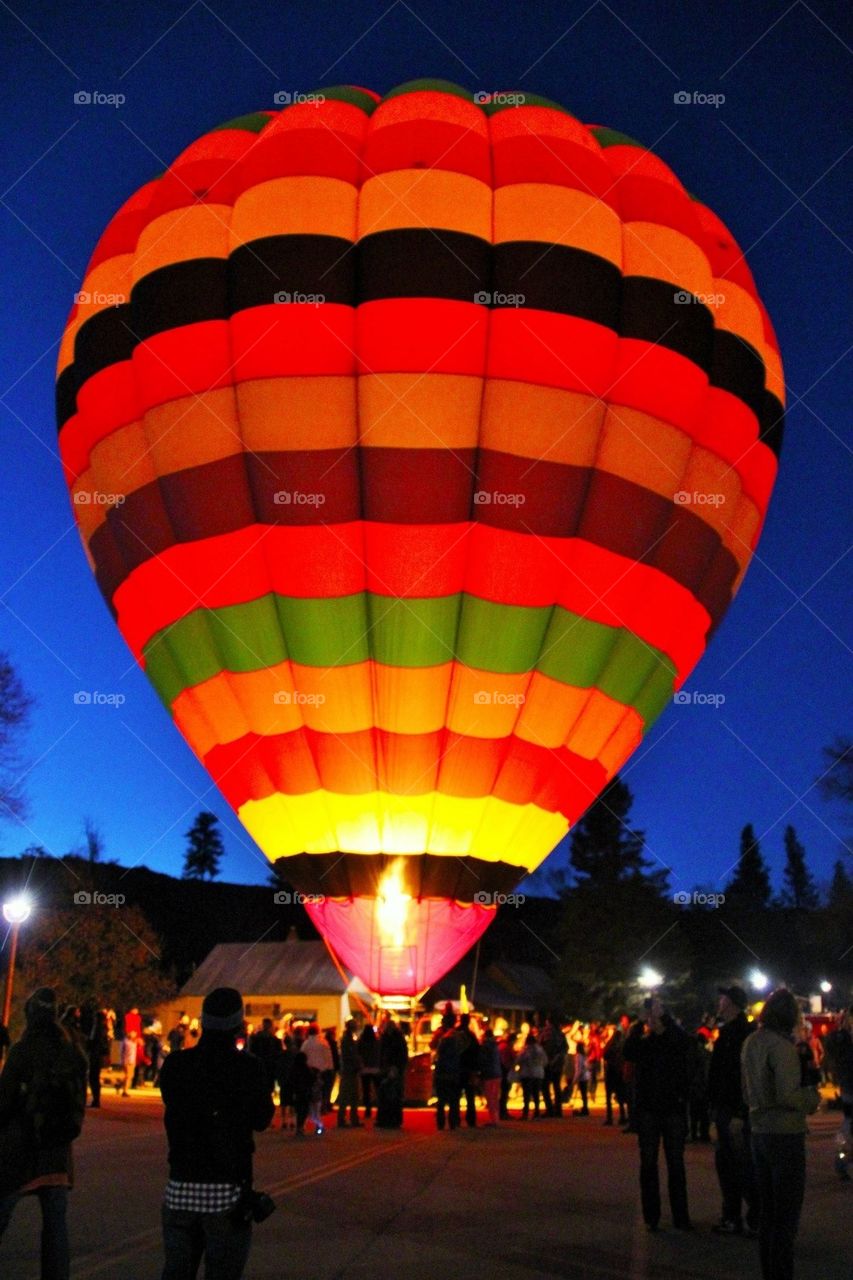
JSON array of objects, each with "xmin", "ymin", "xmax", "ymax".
[{"xmin": 57, "ymin": 80, "xmax": 784, "ymax": 995}]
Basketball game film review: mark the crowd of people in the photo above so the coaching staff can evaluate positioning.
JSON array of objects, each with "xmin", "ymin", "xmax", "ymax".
[{"xmin": 0, "ymin": 983, "xmax": 849, "ymax": 1280}]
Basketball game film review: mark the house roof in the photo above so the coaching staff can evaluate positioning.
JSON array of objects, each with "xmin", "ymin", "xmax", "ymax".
[{"xmin": 179, "ymin": 938, "xmax": 356, "ymax": 998}]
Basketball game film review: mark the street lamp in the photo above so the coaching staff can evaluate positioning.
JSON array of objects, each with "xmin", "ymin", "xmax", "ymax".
[
  {"xmin": 749, "ymin": 969, "xmax": 769, "ymax": 991},
  {"xmin": 819, "ymin": 980, "xmax": 832, "ymax": 995},
  {"xmin": 2, "ymin": 894, "xmax": 33, "ymax": 1033},
  {"xmin": 638, "ymin": 967, "xmax": 663, "ymax": 989}
]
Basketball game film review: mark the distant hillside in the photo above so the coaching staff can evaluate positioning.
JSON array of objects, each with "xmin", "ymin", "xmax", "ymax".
[{"xmin": 0, "ymin": 854, "xmax": 563, "ymax": 986}]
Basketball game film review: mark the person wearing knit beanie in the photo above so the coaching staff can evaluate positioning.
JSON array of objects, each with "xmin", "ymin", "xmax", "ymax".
[
  {"xmin": 159, "ymin": 987, "xmax": 274, "ymax": 1278},
  {"xmin": 200, "ymin": 987, "xmax": 244, "ymax": 1034}
]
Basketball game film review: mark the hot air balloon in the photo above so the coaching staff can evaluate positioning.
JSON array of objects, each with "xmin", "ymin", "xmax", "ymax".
[{"xmin": 56, "ymin": 79, "xmax": 784, "ymax": 998}]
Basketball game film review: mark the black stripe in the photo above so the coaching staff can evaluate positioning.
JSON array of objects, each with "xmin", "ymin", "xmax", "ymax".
[
  {"xmin": 230, "ymin": 234, "xmax": 355, "ymax": 311},
  {"xmin": 133, "ymin": 257, "xmax": 228, "ymax": 341},
  {"xmin": 273, "ymin": 851, "xmax": 525, "ymax": 900},
  {"xmin": 56, "ymin": 363, "xmax": 80, "ymax": 429},
  {"xmin": 493, "ymin": 240, "xmax": 621, "ymax": 328},
  {"xmin": 620, "ymin": 276, "xmax": 714, "ymax": 371},
  {"xmin": 357, "ymin": 227, "xmax": 491, "ymax": 302},
  {"xmin": 73, "ymin": 303, "xmax": 136, "ymax": 389},
  {"xmin": 759, "ymin": 389, "xmax": 784, "ymax": 458},
  {"xmin": 710, "ymin": 330, "xmax": 765, "ymax": 421}
]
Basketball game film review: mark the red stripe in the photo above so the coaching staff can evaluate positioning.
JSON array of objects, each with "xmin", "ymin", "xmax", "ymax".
[
  {"xmin": 356, "ymin": 298, "xmax": 488, "ymax": 376},
  {"xmin": 232, "ymin": 304, "xmax": 356, "ymax": 380},
  {"xmin": 204, "ymin": 724, "xmax": 607, "ymax": 820},
  {"xmin": 608, "ymin": 339, "xmax": 708, "ymax": 435},
  {"xmin": 115, "ymin": 523, "xmax": 708, "ymax": 679},
  {"xmin": 487, "ymin": 310, "xmax": 617, "ymax": 397},
  {"xmin": 134, "ymin": 321, "xmax": 235, "ymax": 411}
]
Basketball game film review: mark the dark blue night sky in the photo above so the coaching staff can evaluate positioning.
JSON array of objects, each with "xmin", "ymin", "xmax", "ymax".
[{"xmin": 0, "ymin": 1, "xmax": 850, "ymax": 893}]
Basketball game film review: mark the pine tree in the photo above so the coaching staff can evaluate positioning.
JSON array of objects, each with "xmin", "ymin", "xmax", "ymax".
[
  {"xmin": 569, "ymin": 776, "xmax": 666, "ymax": 889},
  {"xmin": 182, "ymin": 811, "xmax": 224, "ymax": 881},
  {"xmin": 828, "ymin": 859, "xmax": 853, "ymax": 909},
  {"xmin": 779, "ymin": 825, "xmax": 819, "ymax": 909},
  {"xmin": 725, "ymin": 824, "xmax": 772, "ymax": 910}
]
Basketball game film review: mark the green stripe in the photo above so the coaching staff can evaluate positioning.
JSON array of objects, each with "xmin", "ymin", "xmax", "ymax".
[
  {"xmin": 590, "ymin": 126, "xmax": 645, "ymax": 150},
  {"xmin": 382, "ymin": 79, "xmax": 474, "ymax": 104},
  {"xmin": 481, "ymin": 92, "xmax": 574, "ymax": 117},
  {"xmin": 212, "ymin": 112, "xmax": 272, "ymax": 134},
  {"xmin": 311, "ymin": 85, "xmax": 380, "ymax": 114},
  {"xmin": 143, "ymin": 593, "xmax": 676, "ymax": 725}
]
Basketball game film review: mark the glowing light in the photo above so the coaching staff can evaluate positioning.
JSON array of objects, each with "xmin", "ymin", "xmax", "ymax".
[
  {"xmin": 749, "ymin": 969, "xmax": 769, "ymax": 991},
  {"xmin": 2, "ymin": 895, "xmax": 32, "ymax": 926},
  {"xmin": 376, "ymin": 862, "xmax": 412, "ymax": 949},
  {"xmin": 819, "ymin": 980, "xmax": 832, "ymax": 994},
  {"xmin": 639, "ymin": 967, "xmax": 663, "ymax": 988}
]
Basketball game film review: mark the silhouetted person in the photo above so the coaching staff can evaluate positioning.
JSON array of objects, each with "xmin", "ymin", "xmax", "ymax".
[
  {"xmin": 159, "ymin": 987, "xmax": 274, "ymax": 1278},
  {"xmin": 0, "ymin": 987, "xmax": 87, "ymax": 1280},
  {"xmin": 623, "ymin": 998, "xmax": 691, "ymax": 1232},
  {"xmin": 709, "ymin": 986, "xmax": 758, "ymax": 1235}
]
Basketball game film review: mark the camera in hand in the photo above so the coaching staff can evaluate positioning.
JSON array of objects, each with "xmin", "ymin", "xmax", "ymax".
[{"xmin": 232, "ymin": 1187, "xmax": 276, "ymax": 1226}]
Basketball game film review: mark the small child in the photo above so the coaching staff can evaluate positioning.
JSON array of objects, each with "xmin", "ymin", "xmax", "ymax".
[{"xmin": 120, "ymin": 1029, "xmax": 138, "ymax": 1097}]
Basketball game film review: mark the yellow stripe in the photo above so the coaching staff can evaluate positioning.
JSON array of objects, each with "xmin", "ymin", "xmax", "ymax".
[{"xmin": 239, "ymin": 789, "xmax": 568, "ymax": 866}]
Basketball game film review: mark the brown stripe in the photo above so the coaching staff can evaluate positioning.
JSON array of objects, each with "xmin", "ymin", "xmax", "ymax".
[{"xmin": 88, "ymin": 448, "xmax": 739, "ymax": 622}]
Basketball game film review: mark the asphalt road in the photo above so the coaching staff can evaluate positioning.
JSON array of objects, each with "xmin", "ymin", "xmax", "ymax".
[{"xmin": 0, "ymin": 1092, "xmax": 847, "ymax": 1279}]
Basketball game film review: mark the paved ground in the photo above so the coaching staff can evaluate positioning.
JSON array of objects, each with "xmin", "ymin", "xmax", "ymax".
[{"xmin": 0, "ymin": 1090, "xmax": 848, "ymax": 1279}]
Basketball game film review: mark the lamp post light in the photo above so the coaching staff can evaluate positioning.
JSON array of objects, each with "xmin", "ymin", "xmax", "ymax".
[
  {"xmin": 638, "ymin": 967, "xmax": 663, "ymax": 990},
  {"xmin": 749, "ymin": 969, "xmax": 769, "ymax": 992},
  {"xmin": 819, "ymin": 980, "xmax": 832, "ymax": 995},
  {"xmin": 2, "ymin": 894, "xmax": 33, "ymax": 1032}
]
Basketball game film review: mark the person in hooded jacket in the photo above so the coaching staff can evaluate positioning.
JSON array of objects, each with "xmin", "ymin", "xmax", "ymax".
[{"xmin": 0, "ymin": 987, "xmax": 87, "ymax": 1280}]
